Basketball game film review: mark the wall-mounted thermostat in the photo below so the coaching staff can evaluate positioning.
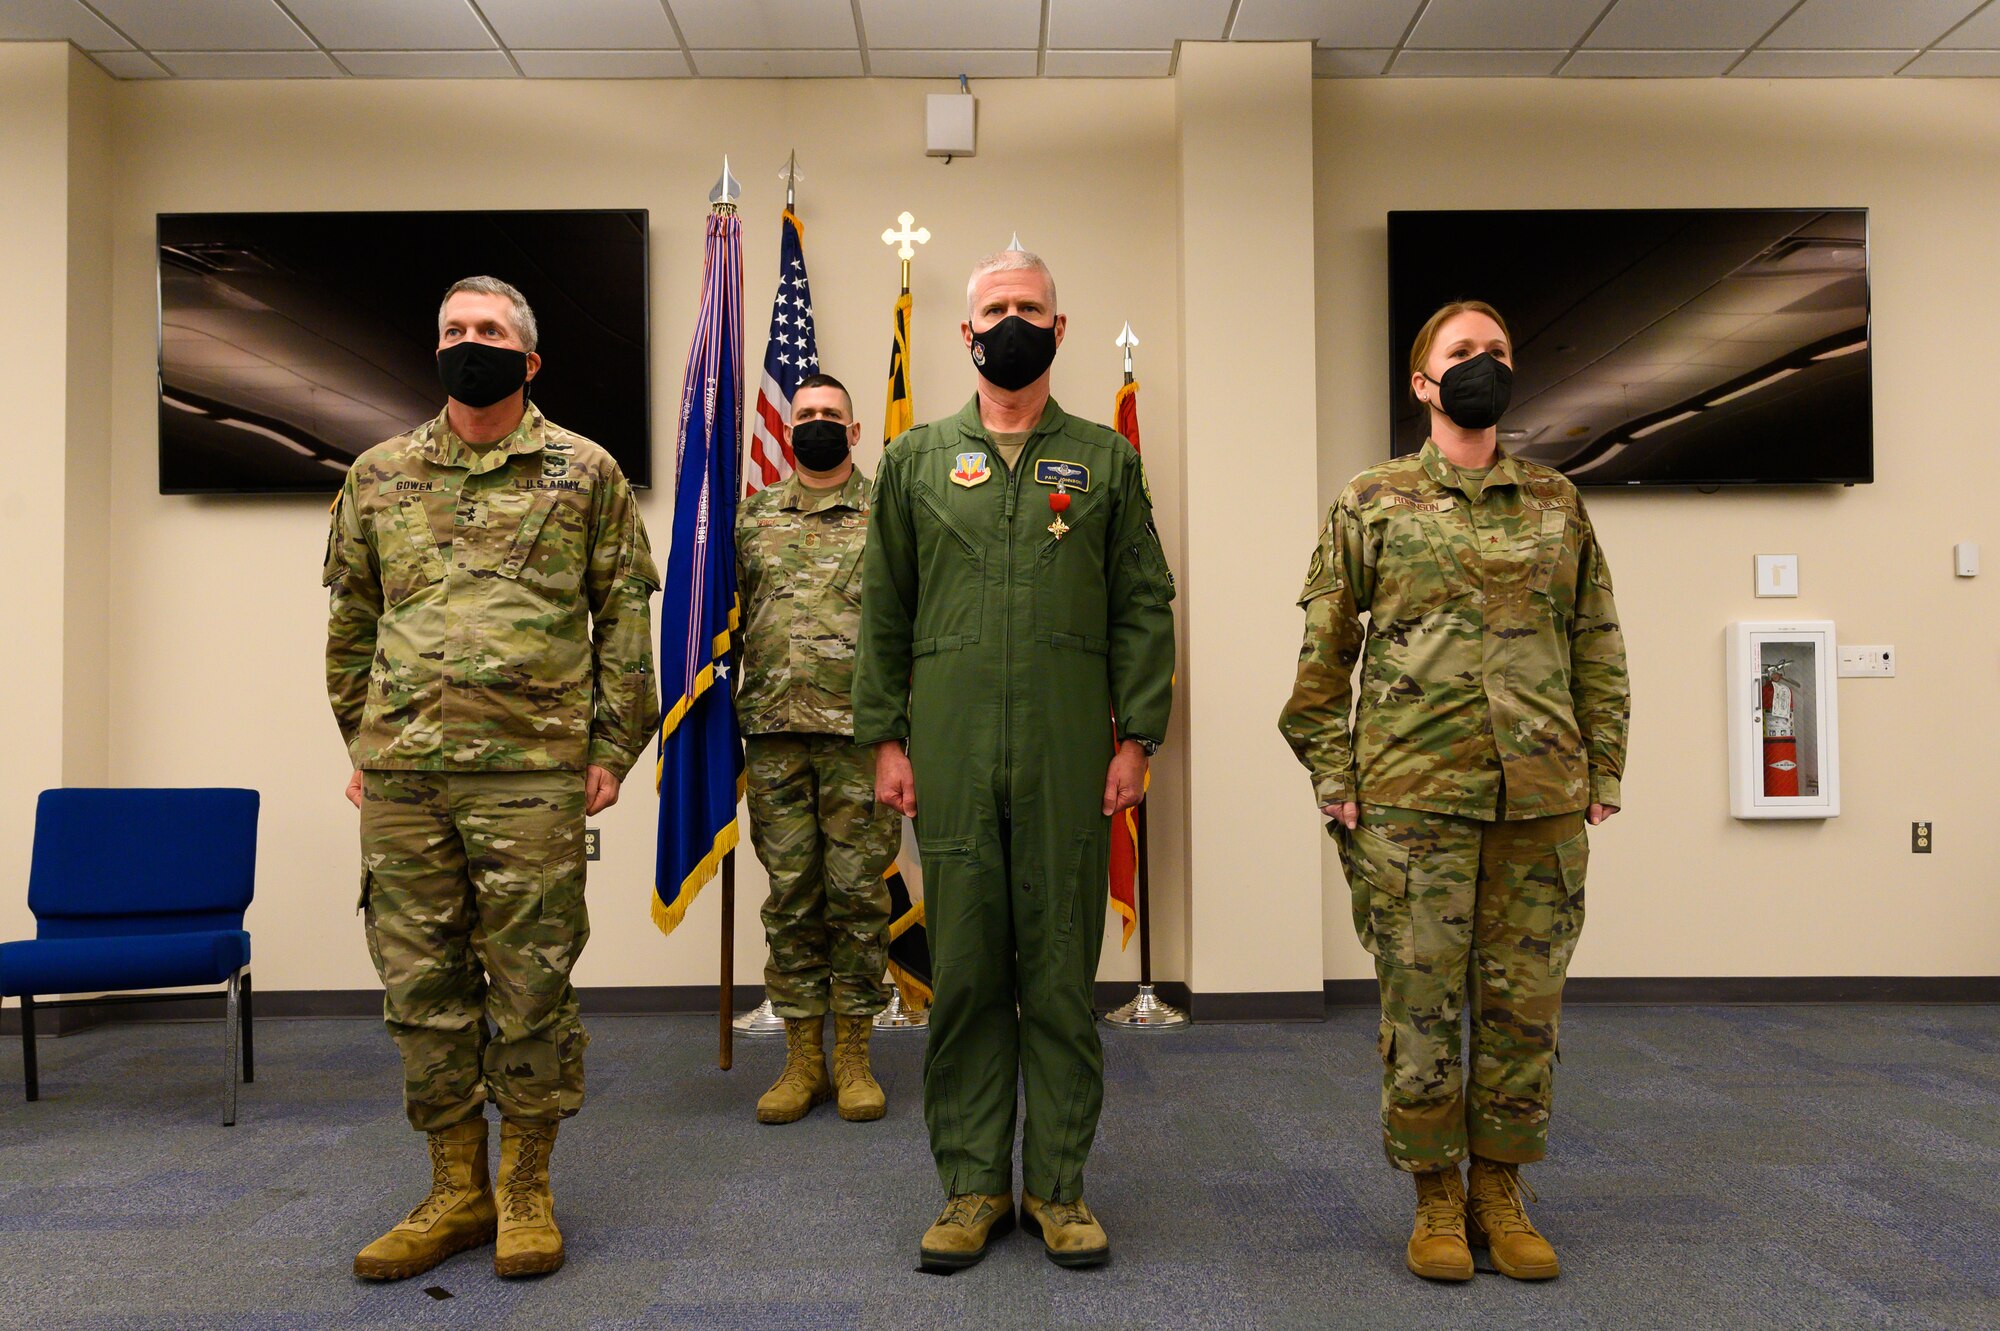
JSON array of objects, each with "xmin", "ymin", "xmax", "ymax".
[{"xmin": 1955, "ymin": 542, "xmax": 1979, "ymax": 577}]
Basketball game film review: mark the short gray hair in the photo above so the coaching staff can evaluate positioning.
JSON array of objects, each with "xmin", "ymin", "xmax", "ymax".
[
  {"xmin": 438, "ymin": 275, "xmax": 538, "ymax": 351},
  {"xmin": 965, "ymin": 250, "xmax": 1057, "ymax": 318}
]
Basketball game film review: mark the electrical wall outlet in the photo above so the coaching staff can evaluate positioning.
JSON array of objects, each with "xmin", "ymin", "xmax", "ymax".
[
  {"xmin": 1837, "ymin": 645, "xmax": 1895, "ymax": 677},
  {"xmin": 1912, "ymin": 821, "xmax": 1932, "ymax": 853},
  {"xmin": 584, "ymin": 828, "xmax": 601, "ymax": 861}
]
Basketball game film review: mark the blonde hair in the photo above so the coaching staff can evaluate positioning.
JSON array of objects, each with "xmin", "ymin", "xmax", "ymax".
[
  {"xmin": 965, "ymin": 250, "xmax": 1056, "ymax": 318},
  {"xmin": 1408, "ymin": 300, "xmax": 1510, "ymax": 401}
]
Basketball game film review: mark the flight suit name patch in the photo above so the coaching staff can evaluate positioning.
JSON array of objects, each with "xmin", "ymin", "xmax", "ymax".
[
  {"xmin": 1034, "ymin": 459, "xmax": 1091, "ymax": 491},
  {"xmin": 951, "ymin": 452, "xmax": 992, "ymax": 487}
]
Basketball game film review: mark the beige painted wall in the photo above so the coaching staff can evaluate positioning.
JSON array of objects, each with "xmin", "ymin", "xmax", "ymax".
[
  {"xmin": 91, "ymin": 74, "xmax": 1186, "ymax": 994},
  {"xmin": 1313, "ymin": 78, "xmax": 1999, "ymax": 979}
]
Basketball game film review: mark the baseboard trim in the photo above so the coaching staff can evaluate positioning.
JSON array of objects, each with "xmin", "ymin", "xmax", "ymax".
[
  {"xmin": 1326, "ymin": 976, "xmax": 2000, "ymax": 1006},
  {"xmin": 6, "ymin": 976, "xmax": 1993, "ymax": 1035}
]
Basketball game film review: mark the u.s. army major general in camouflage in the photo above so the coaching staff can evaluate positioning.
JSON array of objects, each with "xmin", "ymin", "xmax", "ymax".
[
  {"xmin": 1279, "ymin": 439, "xmax": 1628, "ymax": 1174},
  {"xmin": 325, "ymin": 403, "xmax": 661, "ymax": 778},
  {"xmin": 324, "ymin": 402, "xmax": 660, "ymax": 1136},
  {"xmin": 737, "ymin": 468, "xmax": 898, "ymax": 1023}
]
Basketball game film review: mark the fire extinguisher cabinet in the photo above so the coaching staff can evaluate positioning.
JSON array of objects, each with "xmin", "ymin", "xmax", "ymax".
[{"xmin": 1726, "ymin": 621, "xmax": 1840, "ymax": 819}]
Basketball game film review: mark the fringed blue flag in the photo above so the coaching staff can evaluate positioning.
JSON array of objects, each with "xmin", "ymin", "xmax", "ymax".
[{"xmin": 654, "ymin": 209, "xmax": 745, "ymax": 935}]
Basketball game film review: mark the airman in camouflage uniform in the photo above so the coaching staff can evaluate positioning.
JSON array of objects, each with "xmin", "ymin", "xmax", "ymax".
[
  {"xmin": 1280, "ymin": 300, "xmax": 1628, "ymax": 1283},
  {"xmin": 736, "ymin": 373, "xmax": 900, "ymax": 1125},
  {"xmin": 327, "ymin": 277, "xmax": 658, "ymax": 1282}
]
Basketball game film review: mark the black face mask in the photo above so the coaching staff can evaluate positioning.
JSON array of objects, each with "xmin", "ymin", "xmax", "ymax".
[
  {"xmin": 437, "ymin": 341, "xmax": 529, "ymax": 409},
  {"xmin": 790, "ymin": 419, "xmax": 851, "ymax": 473},
  {"xmin": 1423, "ymin": 352, "xmax": 1513, "ymax": 431},
  {"xmin": 968, "ymin": 315, "xmax": 1058, "ymax": 392}
]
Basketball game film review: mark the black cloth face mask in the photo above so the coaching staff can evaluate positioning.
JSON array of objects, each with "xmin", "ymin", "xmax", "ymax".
[
  {"xmin": 437, "ymin": 341, "xmax": 529, "ymax": 409},
  {"xmin": 968, "ymin": 315, "xmax": 1058, "ymax": 392},
  {"xmin": 790, "ymin": 419, "xmax": 852, "ymax": 473},
  {"xmin": 1422, "ymin": 351, "xmax": 1514, "ymax": 431}
]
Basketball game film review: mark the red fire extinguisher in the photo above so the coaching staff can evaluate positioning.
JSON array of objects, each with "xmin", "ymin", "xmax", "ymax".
[{"xmin": 1760, "ymin": 666, "xmax": 1799, "ymax": 797}]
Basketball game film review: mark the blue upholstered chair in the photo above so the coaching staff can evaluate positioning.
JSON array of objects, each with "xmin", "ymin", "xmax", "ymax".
[{"xmin": 1, "ymin": 788, "xmax": 258, "ymax": 1125}]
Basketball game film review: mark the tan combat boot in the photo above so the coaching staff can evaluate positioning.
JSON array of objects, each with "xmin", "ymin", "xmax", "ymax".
[
  {"xmin": 831, "ymin": 1014, "xmax": 886, "ymax": 1122},
  {"xmin": 353, "ymin": 1118, "xmax": 497, "ymax": 1281},
  {"xmin": 1467, "ymin": 1157, "xmax": 1560, "ymax": 1280},
  {"xmin": 918, "ymin": 1192, "xmax": 1016, "ymax": 1272},
  {"xmin": 1021, "ymin": 1192, "xmax": 1111, "ymax": 1269},
  {"xmin": 756, "ymin": 1016, "xmax": 832, "ymax": 1124},
  {"xmin": 1406, "ymin": 1167, "xmax": 1474, "ymax": 1282},
  {"xmin": 493, "ymin": 1118, "xmax": 564, "ymax": 1278}
]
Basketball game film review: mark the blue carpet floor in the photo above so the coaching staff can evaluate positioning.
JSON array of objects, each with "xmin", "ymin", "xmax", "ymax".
[{"xmin": 0, "ymin": 1005, "xmax": 1994, "ymax": 1330}]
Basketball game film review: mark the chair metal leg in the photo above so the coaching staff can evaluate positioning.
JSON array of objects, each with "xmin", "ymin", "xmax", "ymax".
[
  {"xmin": 239, "ymin": 972, "xmax": 254, "ymax": 1084},
  {"xmin": 222, "ymin": 971, "xmax": 241, "ymax": 1127},
  {"xmin": 19, "ymin": 995, "xmax": 36, "ymax": 1103}
]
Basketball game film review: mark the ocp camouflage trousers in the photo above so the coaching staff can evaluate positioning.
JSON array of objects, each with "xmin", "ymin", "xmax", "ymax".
[
  {"xmin": 1338, "ymin": 804, "xmax": 1587, "ymax": 1172},
  {"xmin": 359, "ymin": 770, "xmax": 589, "ymax": 1132},
  {"xmin": 744, "ymin": 733, "xmax": 898, "ymax": 1018}
]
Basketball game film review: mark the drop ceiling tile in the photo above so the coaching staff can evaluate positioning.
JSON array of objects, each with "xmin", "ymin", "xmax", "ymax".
[
  {"xmin": 693, "ymin": 48, "xmax": 864, "ymax": 77},
  {"xmin": 1390, "ymin": 49, "xmax": 1569, "ymax": 76},
  {"xmin": 861, "ymin": 1, "xmax": 1040, "ymax": 50},
  {"xmin": 0, "ymin": 0, "xmax": 132, "ymax": 49},
  {"xmin": 1314, "ymin": 48, "xmax": 1394, "ymax": 77},
  {"xmin": 87, "ymin": 49, "xmax": 169, "ymax": 78},
  {"xmin": 1584, "ymin": 0, "xmax": 1798, "ymax": 49},
  {"xmin": 515, "ymin": 49, "xmax": 693, "ymax": 77},
  {"xmin": 336, "ymin": 50, "xmax": 517, "ymax": 78},
  {"xmin": 1041, "ymin": 49, "xmax": 1174, "ymax": 77},
  {"xmin": 282, "ymin": 0, "xmax": 494, "ymax": 52},
  {"xmin": 1562, "ymin": 48, "xmax": 1743, "ymax": 76},
  {"xmin": 866, "ymin": 49, "xmax": 1039, "ymax": 77},
  {"xmin": 476, "ymin": 0, "xmax": 679, "ymax": 51},
  {"xmin": 1730, "ymin": 48, "xmax": 1916, "ymax": 76},
  {"xmin": 1407, "ymin": 0, "xmax": 1609, "ymax": 50},
  {"xmin": 1938, "ymin": 4, "xmax": 2000, "ymax": 47},
  {"xmin": 1231, "ymin": 0, "xmax": 1423, "ymax": 48},
  {"xmin": 1762, "ymin": 0, "xmax": 1983, "ymax": 50},
  {"xmin": 153, "ymin": 50, "xmax": 342, "ymax": 77},
  {"xmin": 670, "ymin": 1, "xmax": 858, "ymax": 50},
  {"xmin": 91, "ymin": 0, "xmax": 311, "ymax": 51},
  {"xmin": 1900, "ymin": 48, "xmax": 2000, "ymax": 75},
  {"xmin": 1049, "ymin": 0, "xmax": 1232, "ymax": 50}
]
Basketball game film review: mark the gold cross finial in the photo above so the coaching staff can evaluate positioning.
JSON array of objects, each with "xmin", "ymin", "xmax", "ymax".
[{"xmin": 882, "ymin": 211, "xmax": 930, "ymax": 261}]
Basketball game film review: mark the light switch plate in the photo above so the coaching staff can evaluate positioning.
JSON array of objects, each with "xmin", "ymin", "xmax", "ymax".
[
  {"xmin": 1837, "ymin": 645, "xmax": 1894, "ymax": 677},
  {"xmin": 1755, "ymin": 554, "xmax": 1799, "ymax": 598}
]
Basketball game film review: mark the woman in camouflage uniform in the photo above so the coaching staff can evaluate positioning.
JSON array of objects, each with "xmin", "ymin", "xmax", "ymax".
[{"xmin": 1280, "ymin": 301, "xmax": 1629, "ymax": 1283}]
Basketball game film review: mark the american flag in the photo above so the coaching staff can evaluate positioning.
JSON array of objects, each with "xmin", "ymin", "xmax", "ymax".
[{"xmin": 746, "ymin": 210, "xmax": 819, "ymax": 494}]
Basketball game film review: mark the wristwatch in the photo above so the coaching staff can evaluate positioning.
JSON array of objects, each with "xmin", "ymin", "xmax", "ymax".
[{"xmin": 1135, "ymin": 739, "xmax": 1160, "ymax": 758}]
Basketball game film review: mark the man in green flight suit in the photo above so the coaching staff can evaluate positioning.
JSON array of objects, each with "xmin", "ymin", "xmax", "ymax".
[
  {"xmin": 854, "ymin": 250, "xmax": 1177, "ymax": 1271},
  {"xmin": 736, "ymin": 372, "xmax": 901, "ymax": 1126},
  {"xmin": 325, "ymin": 276, "xmax": 659, "ymax": 1282}
]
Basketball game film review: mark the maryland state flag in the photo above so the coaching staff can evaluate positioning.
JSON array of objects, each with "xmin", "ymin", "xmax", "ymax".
[
  {"xmin": 879, "ymin": 282, "xmax": 931, "ymax": 1005},
  {"xmin": 1108, "ymin": 377, "xmax": 1144, "ymax": 949},
  {"xmin": 653, "ymin": 210, "xmax": 746, "ymax": 935},
  {"xmin": 883, "ymin": 289, "xmax": 913, "ymax": 443}
]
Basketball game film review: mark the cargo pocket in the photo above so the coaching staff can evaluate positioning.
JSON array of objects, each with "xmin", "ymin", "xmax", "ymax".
[
  {"xmin": 1344, "ymin": 824, "xmax": 1415, "ymax": 967},
  {"xmin": 1548, "ymin": 828, "xmax": 1588, "ymax": 980},
  {"xmin": 534, "ymin": 852, "xmax": 588, "ymax": 988}
]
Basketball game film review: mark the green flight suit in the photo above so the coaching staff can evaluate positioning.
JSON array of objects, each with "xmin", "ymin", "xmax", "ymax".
[{"xmin": 854, "ymin": 396, "xmax": 1176, "ymax": 1203}]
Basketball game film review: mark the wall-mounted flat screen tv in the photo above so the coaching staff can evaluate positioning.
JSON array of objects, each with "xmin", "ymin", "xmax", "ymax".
[
  {"xmin": 157, "ymin": 209, "xmax": 650, "ymax": 494},
  {"xmin": 1387, "ymin": 209, "xmax": 1871, "ymax": 486}
]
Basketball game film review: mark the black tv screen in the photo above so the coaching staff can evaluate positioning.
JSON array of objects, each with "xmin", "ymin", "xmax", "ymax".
[
  {"xmin": 1387, "ymin": 209, "xmax": 1871, "ymax": 487},
  {"xmin": 157, "ymin": 209, "xmax": 650, "ymax": 494}
]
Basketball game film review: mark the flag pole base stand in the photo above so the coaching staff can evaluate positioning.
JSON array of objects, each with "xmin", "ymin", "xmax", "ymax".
[
  {"xmin": 873, "ymin": 987, "xmax": 928, "ymax": 1030},
  {"xmin": 1102, "ymin": 983, "xmax": 1190, "ymax": 1030},
  {"xmin": 731, "ymin": 998, "xmax": 788, "ymax": 1036}
]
